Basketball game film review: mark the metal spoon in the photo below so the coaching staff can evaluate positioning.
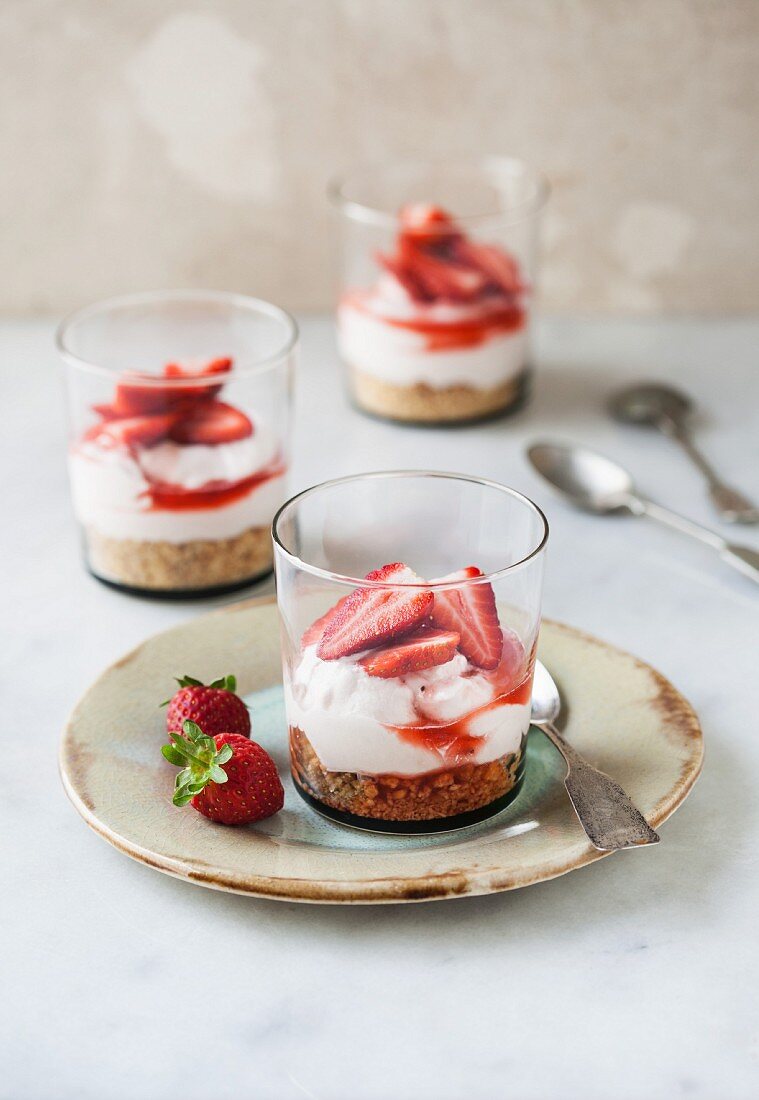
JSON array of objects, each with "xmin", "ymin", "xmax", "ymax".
[
  {"xmin": 531, "ymin": 661, "xmax": 660, "ymax": 850},
  {"xmin": 609, "ymin": 382, "xmax": 759, "ymax": 524},
  {"xmin": 527, "ymin": 441, "xmax": 759, "ymax": 585}
]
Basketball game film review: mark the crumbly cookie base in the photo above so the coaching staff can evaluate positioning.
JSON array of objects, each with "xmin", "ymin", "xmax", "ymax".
[
  {"xmin": 84, "ymin": 524, "xmax": 273, "ymax": 593},
  {"xmin": 290, "ymin": 725, "xmax": 526, "ymax": 823},
  {"xmin": 348, "ymin": 366, "xmax": 527, "ymax": 424}
]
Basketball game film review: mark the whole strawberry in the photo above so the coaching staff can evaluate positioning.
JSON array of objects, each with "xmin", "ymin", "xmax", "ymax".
[
  {"xmin": 162, "ymin": 722, "xmax": 284, "ymax": 825},
  {"xmin": 163, "ymin": 674, "xmax": 250, "ymax": 738}
]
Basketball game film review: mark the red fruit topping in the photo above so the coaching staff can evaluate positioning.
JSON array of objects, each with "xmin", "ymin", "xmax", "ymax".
[
  {"xmin": 113, "ymin": 376, "xmax": 176, "ymax": 416},
  {"xmin": 112, "ymin": 358, "xmax": 234, "ymax": 416},
  {"xmin": 164, "ymin": 674, "xmax": 251, "ymax": 739},
  {"xmin": 430, "ymin": 566, "xmax": 503, "ymax": 670},
  {"xmin": 317, "ymin": 563, "xmax": 433, "ymax": 660},
  {"xmin": 451, "ymin": 239, "xmax": 523, "ymax": 296},
  {"xmin": 169, "ymin": 401, "xmax": 253, "ymax": 446},
  {"xmin": 376, "ymin": 251, "xmax": 433, "ymax": 302},
  {"xmin": 162, "ymin": 724, "xmax": 283, "ymax": 826},
  {"xmin": 399, "ymin": 203, "xmax": 458, "ymax": 245},
  {"xmin": 92, "ymin": 412, "xmax": 177, "ymax": 448},
  {"xmin": 300, "ymin": 597, "xmax": 351, "ymax": 649},
  {"xmin": 399, "ymin": 239, "xmax": 489, "ymax": 302},
  {"xmin": 91, "ymin": 403, "xmax": 121, "ymax": 420},
  {"xmin": 359, "ymin": 628, "xmax": 460, "ymax": 678}
]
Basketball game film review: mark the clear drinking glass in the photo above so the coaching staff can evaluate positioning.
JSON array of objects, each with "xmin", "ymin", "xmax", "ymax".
[
  {"xmin": 57, "ymin": 290, "xmax": 297, "ymax": 597},
  {"xmin": 273, "ymin": 471, "xmax": 548, "ymax": 833},
  {"xmin": 328, "ymin": 157, "xmax": 549, "ymax": 426}
]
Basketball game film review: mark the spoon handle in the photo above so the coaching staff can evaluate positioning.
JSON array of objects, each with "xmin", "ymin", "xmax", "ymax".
[
  {"xmin": 538, "ymin": 721, "xmax": 660, "ymax": 851},
  {"xmin": 664, "ymin": 421, "xmax": 759, "ymax": 525},
  {"xmin": 636, "ymin": 498, "xmax": 759, "ymax": 584}
]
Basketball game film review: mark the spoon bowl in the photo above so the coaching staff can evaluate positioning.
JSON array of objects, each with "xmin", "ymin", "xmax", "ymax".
[
  {"xmin": 530, "ymin": 660, "xmax": 562, "ymax": 725},
  {"xmin": 527, "ymin": 442, "xmax": 635, "ymax": 513},
  {"xmin": 609, "ymin": 382, "xmax": 692, "ymax": 428}
]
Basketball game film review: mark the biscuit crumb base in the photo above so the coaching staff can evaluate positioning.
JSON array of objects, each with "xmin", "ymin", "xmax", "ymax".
[
  {"xmin": 85, "ymin": 525, "xmax": 273, "ymax": 592},
  {"xmin": 349, "ymin": 367, "xmax": 526, "ymax": 424},
  {"xmin": 290, "ymin": 725, "xmax": 525, "ymax": 823}
]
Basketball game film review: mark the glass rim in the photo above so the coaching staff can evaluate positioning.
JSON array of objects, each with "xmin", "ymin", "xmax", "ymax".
[
  {"xmin": 55, "ymin": 289, "xmax": 299, "ymax": 384},
  {"xmin": 327, "ymin": 155, "xmax": 550, "ymax": 230},
  {"xmin": 272, "ymin": 470, "xmax": 549, "ymax": 589}
]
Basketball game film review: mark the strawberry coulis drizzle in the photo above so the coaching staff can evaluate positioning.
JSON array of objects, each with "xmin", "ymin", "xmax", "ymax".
[
  {"xmin": 142, "ymin": 458, "xmax": 286, "ymax": 512},
  {"xmin": 343, "ymin": 291, "xmax": 526, "ymax": 353},
  {"xmin": 386, "ymin": 655, "xmax": 535, "ymax": 773}
]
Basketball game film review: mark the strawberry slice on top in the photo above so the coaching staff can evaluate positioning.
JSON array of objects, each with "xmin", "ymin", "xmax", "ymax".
[
  {"xmin": 317, "ymin": 563, "xmax": 433, "ymax": 660},
  {"xmin": 359, "ymin": 628, "xmax": 460, "ymax": 679},
  {"xmin": 398, "ymin": 203, "xmax": 459, "ymax": 246},
  {"xmin": 113, "ymin": 358, "xmax": 233, "ymax": 416},
  {"xmin": 430, "ymin": 566, "xmax": 503, "ymax": 670},
  {"xmin": 90, "ymin": 412, "xmax": 178, "ymax": 449},
  {"xmin": 169, "ymin": 401, "xmax": 253, "ymax": 446}
]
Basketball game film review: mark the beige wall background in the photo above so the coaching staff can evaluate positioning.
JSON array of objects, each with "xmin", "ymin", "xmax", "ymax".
[{"xmin": 2, "ymin": 0, "xmax": 757, "ymax": 316}]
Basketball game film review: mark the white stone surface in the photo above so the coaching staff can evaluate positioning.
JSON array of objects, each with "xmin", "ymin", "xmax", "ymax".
[{"xmin": 2, "ymin": 315, "xmax": 759, "ymax": 1100}]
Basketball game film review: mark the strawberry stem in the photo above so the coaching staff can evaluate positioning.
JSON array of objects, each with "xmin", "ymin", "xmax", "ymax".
[{"xmin": 160, "ymin": 720, "xmax": 234, "ymax": 807}]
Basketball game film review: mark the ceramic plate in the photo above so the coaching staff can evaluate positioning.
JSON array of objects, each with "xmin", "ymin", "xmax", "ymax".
[{"xmin": 60, "ymin": 597, "xmax": 703, "ymax": 904}]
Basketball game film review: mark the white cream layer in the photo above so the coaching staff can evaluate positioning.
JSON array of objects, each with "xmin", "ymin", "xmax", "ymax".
[
  {"xmin": 69, "ymin": 427, "xmax": 285, "ymax": 543},
  {"xmin": 286, "ymin": 645, "xmax": 530, "ymax": 776},
  {"xmin": 337, "ymin": 298, "xmax": 529, "ymax": 390}
]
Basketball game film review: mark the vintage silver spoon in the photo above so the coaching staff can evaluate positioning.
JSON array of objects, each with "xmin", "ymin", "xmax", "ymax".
[
  {"xmin": 527, "ymin": 441, "xmax": 759, "ymax": 585},
  {"xmin": 531, "ymin": 661, "xmax": 660, "ymax": 851},
  {"xmin": 609, "ymin": 382, "xmax": 759, "ymax": 525}
]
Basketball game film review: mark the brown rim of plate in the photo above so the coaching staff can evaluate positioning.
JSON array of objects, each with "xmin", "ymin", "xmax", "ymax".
[{"xmin": 59, "ymin": 596, "xmax": 703, "ymax": 904}]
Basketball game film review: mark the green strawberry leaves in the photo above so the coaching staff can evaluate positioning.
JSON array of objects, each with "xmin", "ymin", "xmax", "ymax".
[
  {"xmin": 160, "ymin": 673, "xmax": 240, "ymax": 707},
  {"xmin": 160, "ymin": 719, "xmax": 235, "ymax": 807}
]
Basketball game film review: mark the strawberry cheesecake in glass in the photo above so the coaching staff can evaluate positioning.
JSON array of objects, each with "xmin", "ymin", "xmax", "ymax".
[
  {"xmin": 58, "ymin": 291, "xmax": 296, "ymax": 596},
  {"xmin": 329, "ymin": 158, "xmax": 548, "ymax": 425},
  {"xmin": 274, "ymin": 472, "xmax": 547, "ymax": 833}
]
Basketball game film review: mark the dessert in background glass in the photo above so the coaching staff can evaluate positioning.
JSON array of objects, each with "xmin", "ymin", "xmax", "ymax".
[
  {"xmin": 329, "ymin": 158, "xmax": 548, "ymax": 425},
  {"xmin": 58, "ymin": 291, "xmax": 296, "ymax": 596},
  {"xmin": 273, "ymin": 472, "xmax": 548, "ymax": 833}
]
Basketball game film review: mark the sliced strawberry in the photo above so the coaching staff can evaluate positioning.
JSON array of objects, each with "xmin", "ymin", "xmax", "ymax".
[
  {"xmin": 92, "ymin": 412, "xmax": 177, "ymax": 449},
  {"xmin": 113, "ymin": 375, "xmax": 176, "ymax": 416},
  {"xmin": 317, "ymin": 563, "xmax": 433, "ymax": 660},
  {"xmin": 430, "ymin": 567, "xmax": 503, "ymax": 670},
  {"xmin": 169, "ymin": 401, "xmax": 253, "ymax": 446},
  {"xmin": 359, "ymin": 628, "xmax": 459, "ymax": 678},
  {"xmin": 375, "ymin": 252, "xmax": 432, "ymax": 302},
  {"xmin": 91, "ymin": 403, "xmax": 120, "ymax": 420},
  {"xmin": 300, "ymin": 597, "xmax": 351, "ymax": 649},
  {"xmin": 114, "ymin": 358, "xmax": 234, "ymax": 416},
  {"xmin": 399, "ymin": 240, "xmax": 489, "ymax": 302},
  {"xmin": 451, "ymin": 239, "xmax": 523, "ymax": 296},
  {"xmin": 398, "ymin": 203, "xmax": 458, "ymax": 245},
  {"xmin": 163, "ymin": 357, "xmax": 232, "ymax": 399}
]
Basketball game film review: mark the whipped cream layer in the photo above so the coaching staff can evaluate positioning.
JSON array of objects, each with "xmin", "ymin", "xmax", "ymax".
[
  {"xmin": 286, "ymin": 644, "xmax": 530, "ymax": 777},
  {"xmin": 338, "ymin": 290, "xmax": 529, "ymax": 391},
  {"xmin": 69, "ymin": 426, "xmax": 285, "ymax": 543}
]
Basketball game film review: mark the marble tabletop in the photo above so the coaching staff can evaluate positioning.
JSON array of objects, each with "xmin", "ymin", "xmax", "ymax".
[{"xmin": 2, "ymin": 315, "xmax": 758, "ymax": 1100}]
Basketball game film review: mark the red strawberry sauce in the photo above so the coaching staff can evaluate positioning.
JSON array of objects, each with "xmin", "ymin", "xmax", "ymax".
[
  {"xmin": 388, "ymin": 657, "xmax": 534, "ymax": 771},
  {"xmin": 344, "ymin": 293, "xmax": 525, "ymax": 353},
  {"xmin": 144, "ymin": 457, "xmax": 286, "ymax": 512}
]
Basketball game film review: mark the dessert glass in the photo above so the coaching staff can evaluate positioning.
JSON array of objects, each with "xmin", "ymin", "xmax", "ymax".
[
  {"xmin": 273, "ymin": 471, "xmax": 548, "ymax": 833},
  {"xmin": 58, "ymin": 290, "xmax": 296, "ymax": 597},
  {"xmin": 329, "ymin": 157, "xmax": 548, "ymax": 426}
]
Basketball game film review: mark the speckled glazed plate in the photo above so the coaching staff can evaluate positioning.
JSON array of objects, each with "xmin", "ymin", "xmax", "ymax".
[{"xmin": 60, "ymin": 597, "xmax": 703, "ymax": 904}]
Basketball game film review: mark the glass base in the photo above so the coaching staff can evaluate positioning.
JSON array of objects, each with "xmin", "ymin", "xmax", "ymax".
[
  {"xmin": 87, "ymin": 564, "xmax": 273, "ymax": 601},
  {"xmin": 293, "ymin": 764, "xmax": 526, "ymax": 836}
]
